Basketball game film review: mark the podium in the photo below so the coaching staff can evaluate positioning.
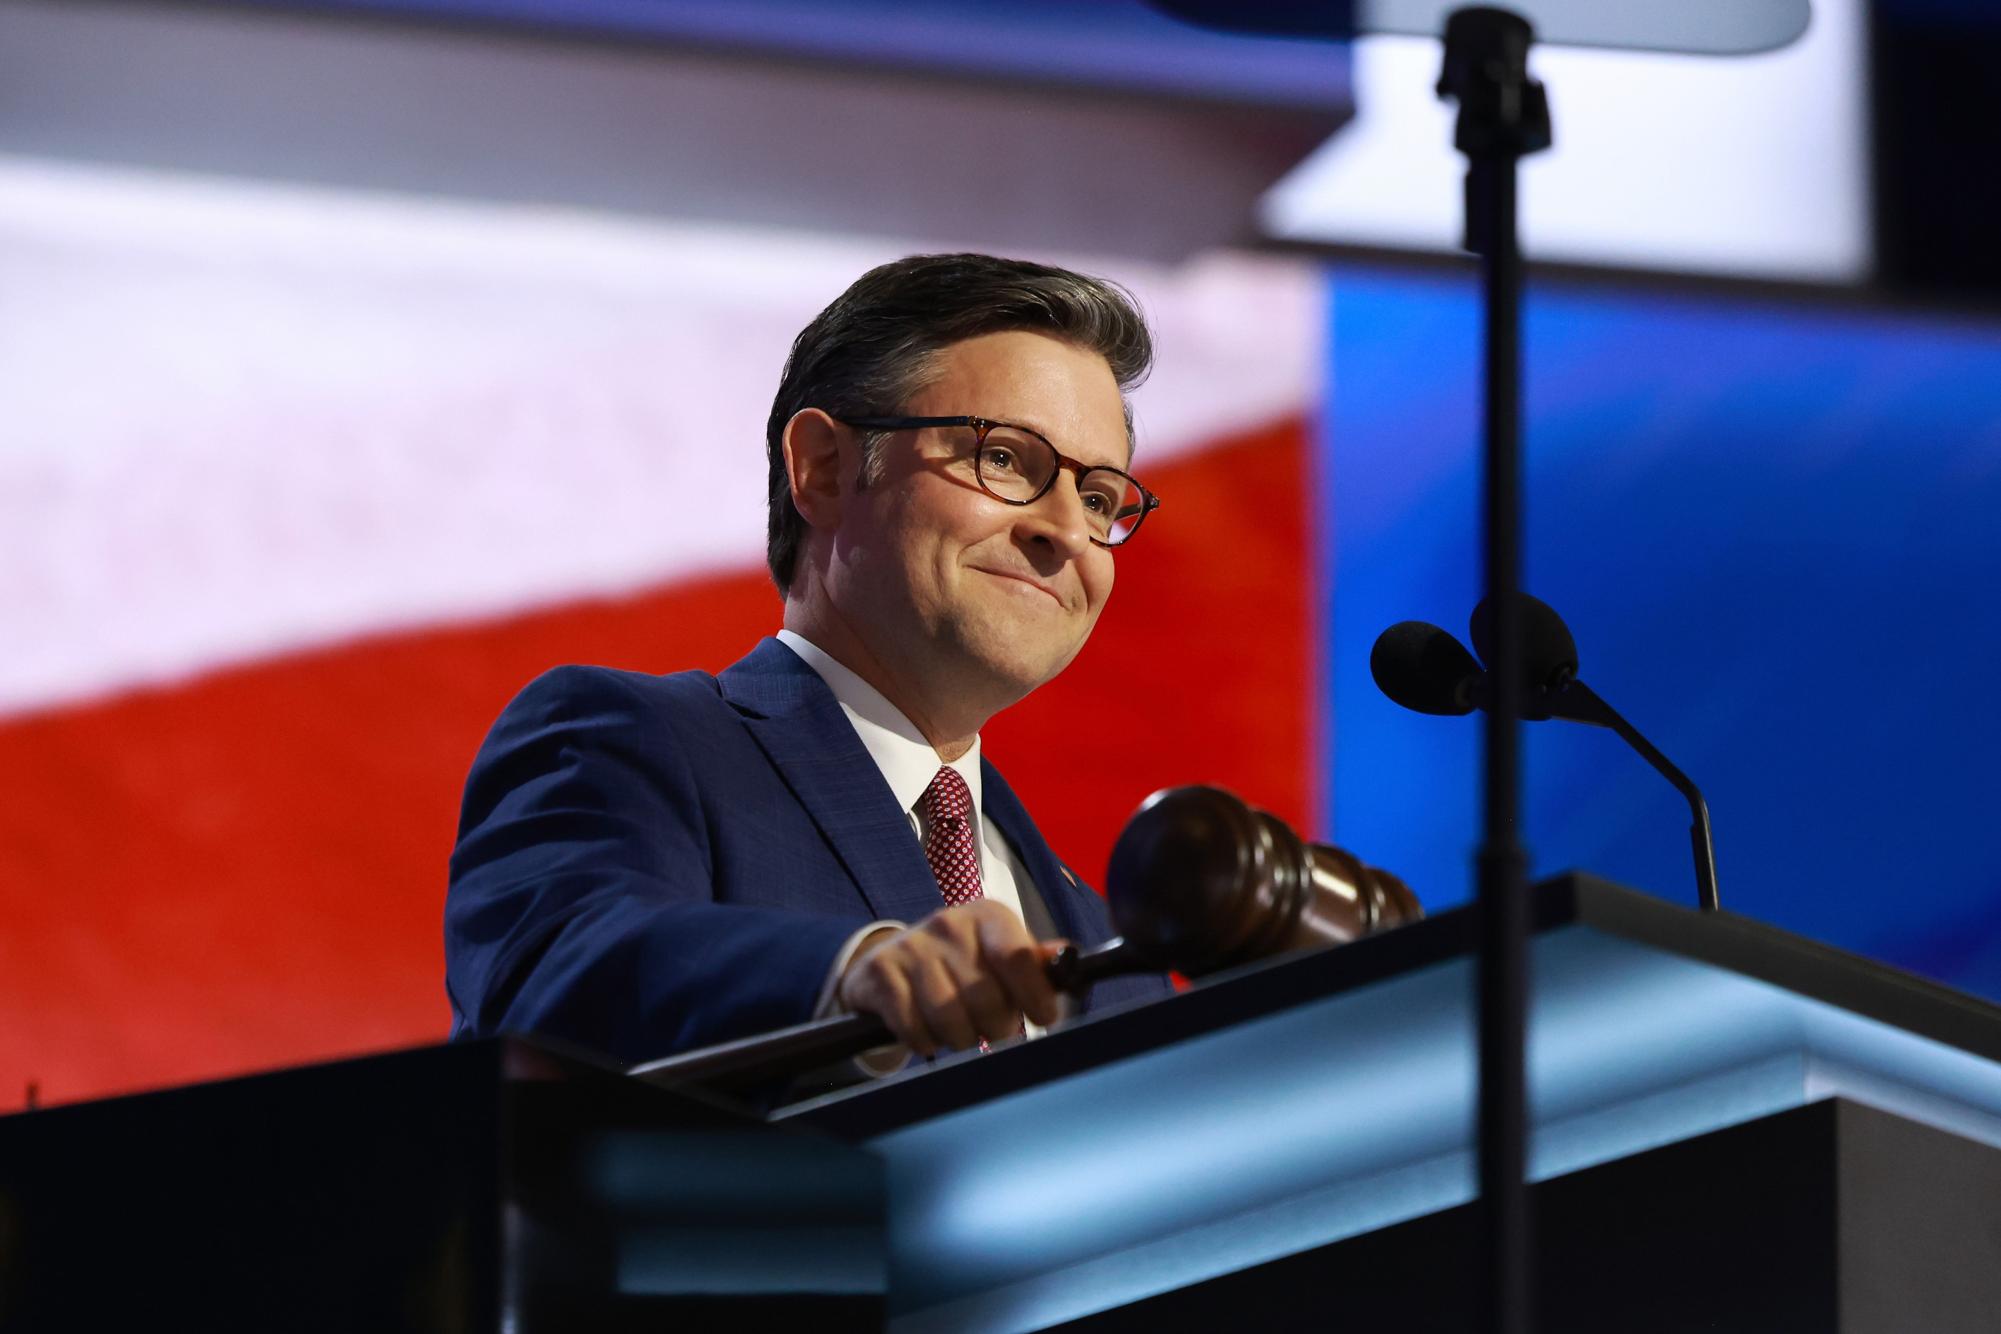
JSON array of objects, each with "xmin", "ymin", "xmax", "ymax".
[
  {"xmin": 0, "ymin": 1037, "xmax": 888, "ymax": 1331},
  {"xmin": 777, "ymin": 873, "xmax": 2001, "ymax": 1330},
  {"xmin": 6, "ymin": 874, "xmax": 2001, "ymax": 1331}
]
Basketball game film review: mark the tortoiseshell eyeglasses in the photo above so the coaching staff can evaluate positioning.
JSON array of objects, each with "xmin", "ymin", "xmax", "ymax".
[{"xmin": 838, "ymin": 415, "xmax": 1159, "ymax": 548}]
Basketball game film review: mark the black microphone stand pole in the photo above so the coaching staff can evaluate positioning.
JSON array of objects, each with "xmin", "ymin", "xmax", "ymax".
[{"xmin": 1437, "ymin": 11, "xmax": 1550, "ymax": 1334}]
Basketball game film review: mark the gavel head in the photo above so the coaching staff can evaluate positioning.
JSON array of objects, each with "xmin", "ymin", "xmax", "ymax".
[{"xmin": 1103, "ymin": 786, "xmax": 1421, "ymax": 977}]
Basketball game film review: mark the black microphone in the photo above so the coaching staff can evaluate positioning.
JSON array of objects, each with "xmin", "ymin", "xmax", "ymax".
[
  {"xmin": 1465, "ymin": 594, "xmax": 1720, "ymax": 912},
  {"xmin": 1369, "ymin": 620, "xmax": 1485, "ymax": 716},
  {"xmin": 1469, "ymin": 592, "xmax": 1572, "ymax": 720},
  {"xmin": 1371, "ymin": 598, "xmax": 1722, "ymax": 912},
  {"xmin": 1367, "ymin": 615, "xmax": 1557, "ymax": 722}
]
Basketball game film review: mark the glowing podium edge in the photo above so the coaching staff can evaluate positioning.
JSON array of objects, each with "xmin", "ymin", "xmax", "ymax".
[{"xmin": 782, "ymin": 876, "xmax": 2001, "ymax": 1332}]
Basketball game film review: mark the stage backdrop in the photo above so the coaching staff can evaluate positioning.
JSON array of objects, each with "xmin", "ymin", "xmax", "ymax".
[
  {"xmin": 8, "ymin": 158, "xmax": 2000, "ymax": 1112},
  {"xmin": 1324, "ymin": 265, "xmax": 2001, "ymax": 1000},
  {"xmin": 0, "ymin": 156, "xmax": 1323, "ymax": 1107}
]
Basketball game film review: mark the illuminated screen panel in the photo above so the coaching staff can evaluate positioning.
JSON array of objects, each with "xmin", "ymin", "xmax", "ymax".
[
  {"xmin": 216, "ymin": 0, "xmax": 1355, "ymax": 108},
  {"xmin": 0, "ymin": 154, "xmax": 1325, "ymax": 1106},
  {"xmin": 1264, "ymin": 0, "xmax": 1869, "ymax": 282},
  {"xmin": 1322, "ymin": 265, "xmax": 2001, "ymax": 998}
]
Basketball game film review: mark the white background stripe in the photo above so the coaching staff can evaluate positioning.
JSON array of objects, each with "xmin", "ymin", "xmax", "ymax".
[{"xmin": 2, "ymin": 157, "xmax": 1320, "ymax": 717}]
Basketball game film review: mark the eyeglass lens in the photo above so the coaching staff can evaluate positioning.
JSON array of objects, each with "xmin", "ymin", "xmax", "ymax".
[{"xmin": 972, "ymin": 424, "xmax": 1147, "ymax": 544}]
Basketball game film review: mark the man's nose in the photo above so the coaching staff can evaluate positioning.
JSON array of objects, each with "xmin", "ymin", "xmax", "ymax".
[{"xmin": 1015, "ymin": 476, "xmax": 1097, "ymax": 560}]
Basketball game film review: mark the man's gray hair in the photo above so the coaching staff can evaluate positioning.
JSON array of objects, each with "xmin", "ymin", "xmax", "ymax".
[{"xmin": 764, "ymin": 252, "xmax": 1154, "ymax": 596}]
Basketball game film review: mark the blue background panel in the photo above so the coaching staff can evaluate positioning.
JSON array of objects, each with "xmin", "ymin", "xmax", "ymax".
[
  {"xmin": 224, "ymin": 0, "xmax": 1353, "ymax": 108},
  {"xmin": 1324, "ymin": 267, "xmax": 2001, "ymax": 999}
]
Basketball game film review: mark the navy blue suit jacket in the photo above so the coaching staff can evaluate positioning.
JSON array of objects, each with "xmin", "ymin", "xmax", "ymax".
[{"xmin": 445, "ymin": 637, "xmax": 1173, "ymax": 1065}]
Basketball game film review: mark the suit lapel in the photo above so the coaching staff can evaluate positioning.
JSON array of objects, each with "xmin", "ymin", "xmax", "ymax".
[
  {"xmin": 980, "ymin": 758, "xmax": 1117, "ymax": 952},
  {"xmin": 718, "ymin": 639, "xmax": 946, "ymax": 925}
]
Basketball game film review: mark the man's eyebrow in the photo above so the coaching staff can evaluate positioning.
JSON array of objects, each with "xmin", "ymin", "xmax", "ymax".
[
  {"xmin": 987, "ymin": 415, "xmax": 1133, "ymax": 469},
  {"xmin": 981, "ymin": 414, "xmax": 1054, "ymax": 440}
]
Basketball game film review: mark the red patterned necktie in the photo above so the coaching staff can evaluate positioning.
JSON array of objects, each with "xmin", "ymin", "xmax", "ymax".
[{"xmin": 919, "ymin": 766, "xmax": 985, "ymax": 907}]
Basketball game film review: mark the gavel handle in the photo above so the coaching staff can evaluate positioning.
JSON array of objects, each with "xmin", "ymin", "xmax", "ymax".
[
  {"xmin": 627, "ymin": 1009, "xmax": 892, "ymax": 1091},
  {"xmin": 627, "ymin": 936, "xmax": 1147, "ymax": 1092}
]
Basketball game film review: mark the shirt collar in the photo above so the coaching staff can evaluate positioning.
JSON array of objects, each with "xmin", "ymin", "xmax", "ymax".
[{"xmin": 774, "ymin": 629, "xmax": 984, "ymax": 821}]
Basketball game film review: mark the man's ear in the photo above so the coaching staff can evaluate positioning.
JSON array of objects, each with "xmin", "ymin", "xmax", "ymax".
[{"xmin": 781, "ymin": 408, "xmax": 852, "ymax": 531}]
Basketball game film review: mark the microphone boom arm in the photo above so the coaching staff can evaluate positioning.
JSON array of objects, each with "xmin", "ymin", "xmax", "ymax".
[{"xmin": 1547, "ymin": 681, "xmax": 1720, "ymax": 912}]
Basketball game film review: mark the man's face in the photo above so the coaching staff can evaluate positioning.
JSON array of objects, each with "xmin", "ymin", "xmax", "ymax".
[{"xmin": 826, "ymin": 330, "xmax": 1130, "ymax": 711}]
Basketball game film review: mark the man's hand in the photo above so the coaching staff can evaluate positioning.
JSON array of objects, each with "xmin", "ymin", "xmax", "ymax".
[{"xmin": 836, "ymin": 901, "xmax": 1066, "ymax": 1056}]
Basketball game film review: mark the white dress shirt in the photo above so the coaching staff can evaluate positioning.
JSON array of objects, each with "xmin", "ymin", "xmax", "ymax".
[{"xmin": 774, "ymin": 630, "xmax": 1047, "ymax": 1041}]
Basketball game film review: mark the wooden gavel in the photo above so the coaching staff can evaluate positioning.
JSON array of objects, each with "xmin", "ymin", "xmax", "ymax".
[{"xmin": 628, "ymin": 785, "xmax": 1420, "ymax": 1092}]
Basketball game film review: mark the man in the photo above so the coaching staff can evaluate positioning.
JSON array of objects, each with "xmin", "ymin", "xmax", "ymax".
[{"xmin": 445, "ymin": 253, "xmax": 1175, "ymax": 1070}]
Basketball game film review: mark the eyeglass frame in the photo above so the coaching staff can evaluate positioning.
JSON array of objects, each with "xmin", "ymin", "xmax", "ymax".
[{"xmin": 835, "ymin": 414, "xmax": 1160, "ymax": 548}]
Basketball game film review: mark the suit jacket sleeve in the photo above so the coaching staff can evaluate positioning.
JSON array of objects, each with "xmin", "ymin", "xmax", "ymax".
[{"xmin": 445, "ymin": 665, "xmax": 872, "ymax": 1065}]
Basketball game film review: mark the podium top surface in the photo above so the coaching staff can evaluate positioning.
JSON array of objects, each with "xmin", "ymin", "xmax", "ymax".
[
  {"xmin": 779, "ymin": 875, "xmax": 2001, "ymax": 1329},
  {"xmin": 786, "ymin": 873, "xmax": 2001, "ymax": 1139}
]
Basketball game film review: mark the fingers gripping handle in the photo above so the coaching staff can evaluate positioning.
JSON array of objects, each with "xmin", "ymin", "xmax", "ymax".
[{"xmin": 626, "ymin": 937, "xmax": 1137, "ymax": 1093}]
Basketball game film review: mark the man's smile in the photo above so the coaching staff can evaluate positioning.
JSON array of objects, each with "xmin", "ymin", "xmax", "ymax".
[{"xmin": 971, "ymin": 565, "xmax": 1066, "ymax": 606}]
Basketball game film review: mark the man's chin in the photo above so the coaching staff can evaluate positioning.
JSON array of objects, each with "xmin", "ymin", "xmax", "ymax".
[
  {"xmin": 926, "ymin": 599, "xmax": 1095, "ymax": 702},
  {"xmin": 966, "ymin": 636, "xmax": 1086, "ymax": 704}
]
